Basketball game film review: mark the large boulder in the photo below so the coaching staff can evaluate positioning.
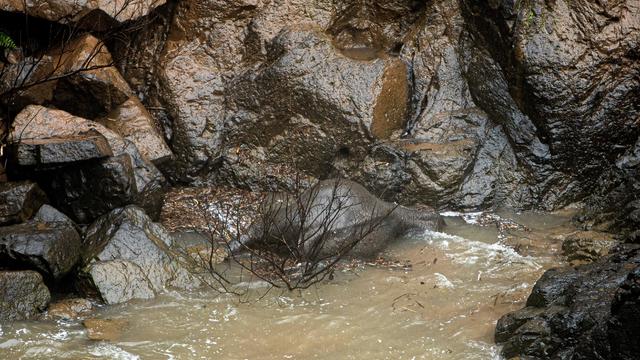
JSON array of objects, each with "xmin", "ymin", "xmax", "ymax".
[
  {"xmin": 0, "ymin": 181, "xmax": 47, "ymax": 226},
  {"xmin": 130, "ymin": 0, "xmax": 422, "ymax": 184},
  {"xmin": 0, "ymin": 205, "xmax": 82, "ymax": 280},
  {"xmin": 220, "ymin": 27, "xmax": 408, "ymax": 188},
  {"xmin": 10, "ymin": 105, "xmax": 166, "ymax": 222},
  {"xmin": 0, "ymin": 270, "xmax": 50, "ymax": 321},
  {"xmin": 0, "ymin": 0, "xmax": 166, "ymax": 29},
  {"xmin": 495, "ymin": 246, "xmax": 640, "ymax": 359},
  {"xmin": 77, "ymin": 206, "xmax": 199, "ymax": 304}
]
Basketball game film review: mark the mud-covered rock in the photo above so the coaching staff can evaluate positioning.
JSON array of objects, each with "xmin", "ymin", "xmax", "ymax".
[
  {"xmin": 0, "ymin": 216, "xmax": 82, "ymax": 280},
  {"xmin": 46, "ymin": 298, "xmax": 93, "ymax": 320},
  {"xmin": 83, "ymin": 318, "xmax": 129, "ymax": 341},
  {"xmin": 10, "ymin": 105, "xmax": 166, "ymax": 223},
  {"xmin": 496, "ymin": 246, "xmax": 640, "ymax": 359},
  {"xmin": 78, "ymin": 206, "xmax": 198, "ymax": 304},
  {"xmin": 562, "ymin": 231, "xmax": 618, "ymax": 264},
  {"xmin": 0, "ymin": 181, "xmax": 47, "ymax": 226},
  {"xmin": 0, "ymin": 270, "xmax": 50, "ymax": 321}
]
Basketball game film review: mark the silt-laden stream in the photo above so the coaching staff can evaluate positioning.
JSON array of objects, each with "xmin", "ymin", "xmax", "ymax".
[{"xmin": 0, "ymin": 211, "xmax": 573, "ymax": 359}]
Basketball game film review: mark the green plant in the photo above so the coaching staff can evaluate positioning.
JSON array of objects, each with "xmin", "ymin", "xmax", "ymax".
[{"xmin": 0, "ymin": 31, "xmax": 16, "ymax": 50}]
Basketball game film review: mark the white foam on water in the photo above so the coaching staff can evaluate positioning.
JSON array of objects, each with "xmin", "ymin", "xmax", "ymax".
[
  {"xmin": 420, "ymin": 230, "xmax": 541, "ymax": 271},
  {"xmin": 434, "ymin": 273, "xmax": 455, "ymax": 288},
  {"xmin": 89, "ymin": 344, "xmax": 140, "ymax": 360},
  {"xmin": 0, "ymin": 339, "xmax": 20, "ymax": 349},
  {"xmin": 439, "ymin": 211, "xmax": 484, "ymax": 224}
]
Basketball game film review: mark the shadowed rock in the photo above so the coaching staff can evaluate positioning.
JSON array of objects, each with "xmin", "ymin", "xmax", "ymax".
[
  {"xmin": 14, "ymin": 133, "xmax": 113, "ymax": 166},
  {"xmin": 0, "ymin": 181, "xmax": 47, "ymax": 226}
]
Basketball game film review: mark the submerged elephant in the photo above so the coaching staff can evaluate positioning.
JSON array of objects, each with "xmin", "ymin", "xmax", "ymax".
[{"xmin": 229, "ymin": 179, "xmax": 444, "ymax": 259}]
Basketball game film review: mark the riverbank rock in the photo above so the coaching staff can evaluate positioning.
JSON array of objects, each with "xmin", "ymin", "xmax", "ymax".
[
  {"xmin": 495, "ymin": 246, "xmax": 640, "ymax": 359},
  {"xmin": 562, "ymin": 231, "xmax": 618, "ymax": 264},
  {"xmin": 13, "ymin": 133, "xmax": 113, "ymax": 166},
  {"xmin": 46, "ymin": 298, "xmax": 93, "ymax": 320},
  {"xmin": 10, "ymin": 105, "xmax": 166, "ymax": 223},
  {"xmin": 0, "ymin": 217, "xmax": 82, "ymax": 281},
  {"xmin": 0, "ymin": 181, "xmax": 47, "ymax": 226},
  {"xmin": 77, "ymin": 206, "xmax": 199, "ymax": 304},
  {"xmin": 0, "ymin": 270, "xmax": 50, "ymax": 321}
]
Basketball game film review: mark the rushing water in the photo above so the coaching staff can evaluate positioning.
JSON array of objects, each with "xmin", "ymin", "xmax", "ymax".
[{"xmin": 0, "ymin": 211, "xmax": 572, "ymax": 360}]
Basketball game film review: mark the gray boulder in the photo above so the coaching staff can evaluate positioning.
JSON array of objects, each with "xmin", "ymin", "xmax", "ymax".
[
  {"xmin": 0, "ymin": 207, "xmax": 82, "ymax": 280},
  {"xmin": 78, "ymin": 206, "xmax": 199, "ymax": 304},
  {"xmin": 0, "ymin": 181, "xmax": 48, "ymax": 226},
  {"xmin": 231, "ymin": 179, "xmax": 444, "ymax": 259},
  {"xmin": 0, "ymin": 270, "xmax": 51, "ymax": 321},
  {"xmin": 13, "ymin": 133, "xmax": 113, "ymax": 166}
]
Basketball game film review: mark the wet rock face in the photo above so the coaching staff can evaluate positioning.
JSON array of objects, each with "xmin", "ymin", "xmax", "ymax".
[
  {"xmin": 13, "ymin": 134, "xmax": 113, "ymax": 166},
  {"xmin": 98, "ymin": 97, "xmax": 173, "ymax": 165},
  {"xmin": 495, "ymin": 247, "xmax": 640, "ymax": 359},
  {"xmin": 0, "ymin": 204, "xmax": 81, "ymax": 282},
  {"xmin": 134, "ymin": 0, "xmax": 421, "ymax": 183},
  {"xmin": 0, "ymin": 270, "xmax": 50, "ymax": 321},
  {"xmin": 78, "ymin": 206, "xmax": 199, "ymax": 304},
  {"xmin": 0, "ymin": 181, "xmax": 47, "ymax": 226},
  {"xmin": 462, "ymin": 0, "xmax": 640, "ymax": 207},
  {"xmin": 0, "ymin": 219, "xmax": 82, "ymax": 281},
  {"xmin": 222, "ymin": 27, "xmax": 408, "ymax": 184}
]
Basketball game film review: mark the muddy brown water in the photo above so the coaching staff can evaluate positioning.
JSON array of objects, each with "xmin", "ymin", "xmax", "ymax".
[{"xmin": 0, "ymin": 211, "xmax": 572, "ymax": 359}]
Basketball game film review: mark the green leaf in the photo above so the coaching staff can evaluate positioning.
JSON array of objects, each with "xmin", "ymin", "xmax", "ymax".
[{"xmin": 0, "ymin": 32, "xmax": 17, "ymax": 50}]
